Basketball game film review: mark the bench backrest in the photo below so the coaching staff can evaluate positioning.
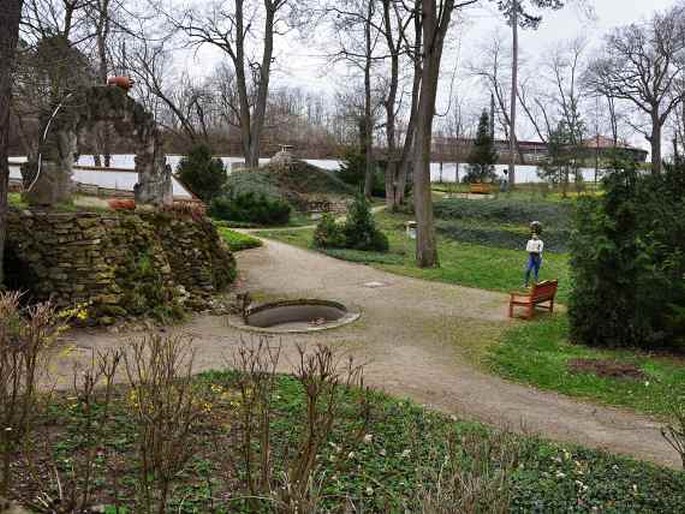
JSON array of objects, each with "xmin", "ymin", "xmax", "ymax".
[
  {"xmin": 470, "ymin": 183, "xmax": 492, "ymax": 194},
  {"xmin": 531, "ymin": 280, "xmax": 558, "ymax": 301}
]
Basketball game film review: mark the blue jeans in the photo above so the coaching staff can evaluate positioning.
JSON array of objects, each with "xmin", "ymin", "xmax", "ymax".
[{"xmin": 524, "ymin": 253, "xmax": 542, "ymax": 286}]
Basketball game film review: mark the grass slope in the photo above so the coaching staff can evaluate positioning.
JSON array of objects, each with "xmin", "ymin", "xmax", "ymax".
[{"xmin": 227, "ymin": 161, "xmax": 353, "ymax": 203}]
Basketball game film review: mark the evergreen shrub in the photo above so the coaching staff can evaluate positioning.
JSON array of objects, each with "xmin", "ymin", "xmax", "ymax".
[
  {"xmin": 569, "ymin": 161, "xmax": 685, "ymax": 350},
  {"xmin": 209, "ymin": 192, "xmax": 291, "ymax": 226}
]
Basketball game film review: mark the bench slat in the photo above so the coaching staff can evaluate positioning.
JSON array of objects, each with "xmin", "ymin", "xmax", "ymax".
[{"xmin": 508, "ymin": 279, "xmax": 558, "ymax": 320}]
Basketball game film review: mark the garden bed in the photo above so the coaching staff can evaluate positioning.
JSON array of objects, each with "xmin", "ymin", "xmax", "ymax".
[{"xmin": 9, "ymin": 370, "xmax": 685, "ymax": 512}]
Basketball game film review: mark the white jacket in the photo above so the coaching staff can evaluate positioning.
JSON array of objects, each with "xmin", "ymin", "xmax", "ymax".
[{"xmin": 526, "ymin": 238, "xmax": 544, "ymax": 254}]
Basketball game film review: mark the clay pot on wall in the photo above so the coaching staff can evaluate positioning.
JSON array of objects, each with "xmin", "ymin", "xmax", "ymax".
[
  {"xmin": 107, "ymin": 76, "xmax": 134, "ymax": 91},
  {"xmin": 108, "ymin": 198, "xmax": 136, "ymax": 210}
]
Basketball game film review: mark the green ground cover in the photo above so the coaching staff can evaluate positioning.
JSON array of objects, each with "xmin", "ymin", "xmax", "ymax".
[
  {"xmin": 217, "ymin": 227, "xmax": 263, "ymax": 252},
  {"xmin": 21, "ymin": 370, "xmax": 685, "ymax": 512},
  {"xmin": 492, "ymin": 314, "xmax": 685, "ymax": 417}
]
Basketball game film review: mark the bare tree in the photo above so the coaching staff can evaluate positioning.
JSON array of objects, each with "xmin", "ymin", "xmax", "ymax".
[
  {"xmin": 1, "ymin": 0, "xmax": 24, "ymax": 286},
  {"xmin": 86, "ymin": 0, "xmax": 115, "ymax": 166},
  {"xmin": 329, "ymin": 0, "xmax": 381, "ymax": 197},
  {"xmin": 469, "ymin": 33, "xmax": 532, "ymax": 165},
  {"xmin": 585, "ymin": 6, "xmax": 685, "ymax": 174},
  {"xmin": 176, "ymin": 0, "xmax": 295, "ymax": 168},
  {"xmin": 488, "ymin": 0, "xmax": 565, "ymax": 186},
  {"xmin": 379, "ymin": 0, "xmax": 416, "ymax": 207}
]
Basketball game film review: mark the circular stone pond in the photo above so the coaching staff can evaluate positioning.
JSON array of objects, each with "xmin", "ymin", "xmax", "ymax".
[{"xmin": 229, "ymin": 299, "xmax": 360, "ymax": 333}]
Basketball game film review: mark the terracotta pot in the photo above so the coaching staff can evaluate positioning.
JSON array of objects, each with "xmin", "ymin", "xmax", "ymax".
[
  {"xmin": 108, "ymin": 198, "xmax": 136, "ymax": 210},
  {"xmin": 106, "ymin": 76, "xmax": 134, "ymax": 90}
]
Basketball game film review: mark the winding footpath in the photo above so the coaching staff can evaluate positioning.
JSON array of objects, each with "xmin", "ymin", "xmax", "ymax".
[{"xmin": 68, "ymin": 238, "xmax": 678, "ymax": 469}]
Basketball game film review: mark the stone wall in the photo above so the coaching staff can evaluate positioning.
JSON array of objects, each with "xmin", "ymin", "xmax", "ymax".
[{"xmin": 4, "ymin": 209, "xmax": 236, "ymax": 322}]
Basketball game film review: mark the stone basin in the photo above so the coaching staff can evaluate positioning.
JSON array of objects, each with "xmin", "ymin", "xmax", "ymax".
[{"xmin": 230, "ymin": 299, "xmax": 360, "ymax": 333}]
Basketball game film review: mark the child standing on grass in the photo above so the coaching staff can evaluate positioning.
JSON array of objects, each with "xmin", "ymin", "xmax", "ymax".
[{"xmin": 523, "ymin": 233, "xmax": 544, "ymax": 287}]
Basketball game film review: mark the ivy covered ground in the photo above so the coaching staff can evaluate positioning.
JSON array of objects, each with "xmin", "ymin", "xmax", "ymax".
[{"xmin": 15, "ymin": 371, "xmax": 685, "ymax": 513}]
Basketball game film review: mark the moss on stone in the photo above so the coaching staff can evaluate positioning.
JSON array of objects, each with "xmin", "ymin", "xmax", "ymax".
[{"xmin": 4, "ymin": 208, "xmax": 236, "ymax": 323}]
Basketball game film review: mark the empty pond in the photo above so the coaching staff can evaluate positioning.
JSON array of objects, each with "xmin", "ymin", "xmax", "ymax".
[{"xmin": 230, "ymin": 299, "xmax": 360, "ymax": 333}]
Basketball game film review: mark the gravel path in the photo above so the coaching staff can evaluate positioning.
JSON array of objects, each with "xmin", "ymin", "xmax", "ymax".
[{"xmin": 66, "ymin": 239, "xmax": 679, "ymax": 469}]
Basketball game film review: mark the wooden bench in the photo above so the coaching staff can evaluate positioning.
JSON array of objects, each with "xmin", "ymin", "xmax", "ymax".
[
  {"xmin": 509, "ymin": 279, "xmax": 558, "ymax": 320},
  {"xmin": 469, "ymin": 183, "xmax": 492, "ymax": 194}
]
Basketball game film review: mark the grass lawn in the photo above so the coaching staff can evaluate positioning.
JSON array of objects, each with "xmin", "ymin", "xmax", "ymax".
[
  {"xmin": 17, "ymin": 369, "xmax": 685, "ymax": 513},
  {"xmin": 491, "ymin": 314, "xmax": 685, "ymax": 417},
  {"xmin": 257, "ymin": 210, "xmax": 571, "ymax": 302},
  {"xmin": 217, "ymin": 227, "xmax": 263, "ymax": 252}
]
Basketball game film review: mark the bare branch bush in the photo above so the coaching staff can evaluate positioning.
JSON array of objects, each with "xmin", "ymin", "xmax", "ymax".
[
  {"xmin": 418, "ymin": 429, "xmax": 520, "ymax": 514},
  {"xmin": 662, "ymin": 398, "xmax": 685, "ymax": 469},
  {"xmin": 232, "ymin": 335, "xmax": 281, "ymax": 502},
  {"xmin": 30, "ymin": 348, "xmax": 123, "ymax": 513},
  {"xmin": 279, "ymin": 343, "xmax": 366, "ymax": 512},
  {"xmin": 124, "ymin": 333, "xmax": 201, "ymax": 514},
  {"xmin": 225, "ymin": 340, "xmax": 370, "ymax": 512},
  {"xmin": 0, "ymin": 292, "xmax": 66, "ymax": 497}
]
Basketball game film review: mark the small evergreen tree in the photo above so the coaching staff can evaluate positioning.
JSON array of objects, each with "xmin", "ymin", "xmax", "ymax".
[
  {"xmin": 338, "ymin": 145, "xmax": 384, "ymax": 196},
  {"xmin": 176, "ymin": 145, "xmax": 227, "ymax": 202},
  {"xmin": 569, "ymin": 159, "xmax": 685, "ymax": 349},
  {"xmin": 465, "ymin": 110, "xmax": 497, "ymax": 183},
  {"xmin": 343, "ymin": 193, "xmax": 389, "ymax": 251},
  {"xmin": 312, "ymin": 194, "xmax": 388, "ymax": 252}
]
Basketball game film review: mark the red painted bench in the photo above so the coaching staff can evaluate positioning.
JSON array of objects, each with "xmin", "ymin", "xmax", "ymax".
[{"xmin": 509, "ymin": 279, "xmax": 558, "ymax": 320}]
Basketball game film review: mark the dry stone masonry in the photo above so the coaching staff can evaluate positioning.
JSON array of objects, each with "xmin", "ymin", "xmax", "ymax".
[{"xmin": 5, "ymin": 209, "xmax": 236, "ymax": 323}]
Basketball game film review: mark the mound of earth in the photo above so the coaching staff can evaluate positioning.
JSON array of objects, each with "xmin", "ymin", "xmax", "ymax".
[{"xmin": 226, "ymin": 159, "xmax": 353, "ymax": 209}]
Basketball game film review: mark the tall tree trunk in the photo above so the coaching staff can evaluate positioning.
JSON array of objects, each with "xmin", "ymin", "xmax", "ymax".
[
  {"xmin": 363, "ymin": 1, "xmax": 374, "ymax": 198},
  {"xmin": 414, "ymin": 0, "xmax": 451, "ymax": 268},
  {"xmin": 233, "ymin": 0, "xmax": 254, "ymax": 168},
  {"xmin": 0, "ymin": 0, "xmax": 23, "ymax": 286},
  {"xmin": 489, "ymin": 92, "xmax": 495, "ymax": 137},
  {"xmin": 508, "ymin": 0, "xmax": 518, "ymax": 186},
  {"xmin": 650, "ymin": 113, "xmax": 662, "ymax": 175},
  {"xmin": 382, "ymin": 0, "xmax": 399, "ymax": 208},
  {"xmin": 95, "ymin": 0, "xmax": 112, "ymax": 167},
  {"xmin": 395, "ymin": 0, "xmax": 422, "ymax": 208},
  {"xmin": 248, "ymin": 2, "xmax": 276, "ymax": 169}
]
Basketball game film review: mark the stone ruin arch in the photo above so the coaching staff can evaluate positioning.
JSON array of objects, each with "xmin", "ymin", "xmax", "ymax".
[{"xmin": 23, "ymin": 85, "xmax": 172, "ymax": 206}]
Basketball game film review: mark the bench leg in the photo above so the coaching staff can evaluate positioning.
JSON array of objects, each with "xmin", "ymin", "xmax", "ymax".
[
  {"xmin": 550, "ymin": 299, "xmax": 554, "ymax": 313},
  {"xmin": 509, "ymin": 302, "xmax": 514, "ymax": 318},
  {"xmin": 527, "ymin": 303, "xmax": 533, "ymax": 320}
]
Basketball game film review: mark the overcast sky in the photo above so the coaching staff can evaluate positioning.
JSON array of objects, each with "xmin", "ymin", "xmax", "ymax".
[
  {"xmin": 268, "ymin": 0, "xmax": 679, "ymax": 147},
  {"xmin": 181, "ymin": 0, "xmax": 679, "ymax": 149}
]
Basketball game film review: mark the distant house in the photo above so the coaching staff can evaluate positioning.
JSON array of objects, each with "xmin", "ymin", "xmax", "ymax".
[
  {"xmin": 431, "ymin": 135, "xmax": 648, "ymax": 164},
  {"xmin": 581, "ymin": 135, "xmax": 648, "ymax": 163}
]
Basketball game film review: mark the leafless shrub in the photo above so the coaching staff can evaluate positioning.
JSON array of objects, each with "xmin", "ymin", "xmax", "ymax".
[
  {"xmin": 0, "ymin": 292, "xmax": 66, "ymax": 496},
  {"xmin": 30, "ymin": 349, "xmax": 123, "ymax": 513},
  {"xmin": 662, "ymin": 399, "xmax": 685, "ymax": 469},
  {"xmin": 279, "ymin": 343, "xmax": 366, "ymax": 512},
  {"xmin": 418, "ymin": 430, "xmax": 519, "ymax": 514},
  {"xmin": 233, "ymin": 335, "xmax": 281, "ymax": 500},
  {"xmin": 225, "ymin": 340, "xmax": 369, "ymax": 512},
  {"xmin": 124, "ymin": 333, "xmax": 201, "ymax": 514}
]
